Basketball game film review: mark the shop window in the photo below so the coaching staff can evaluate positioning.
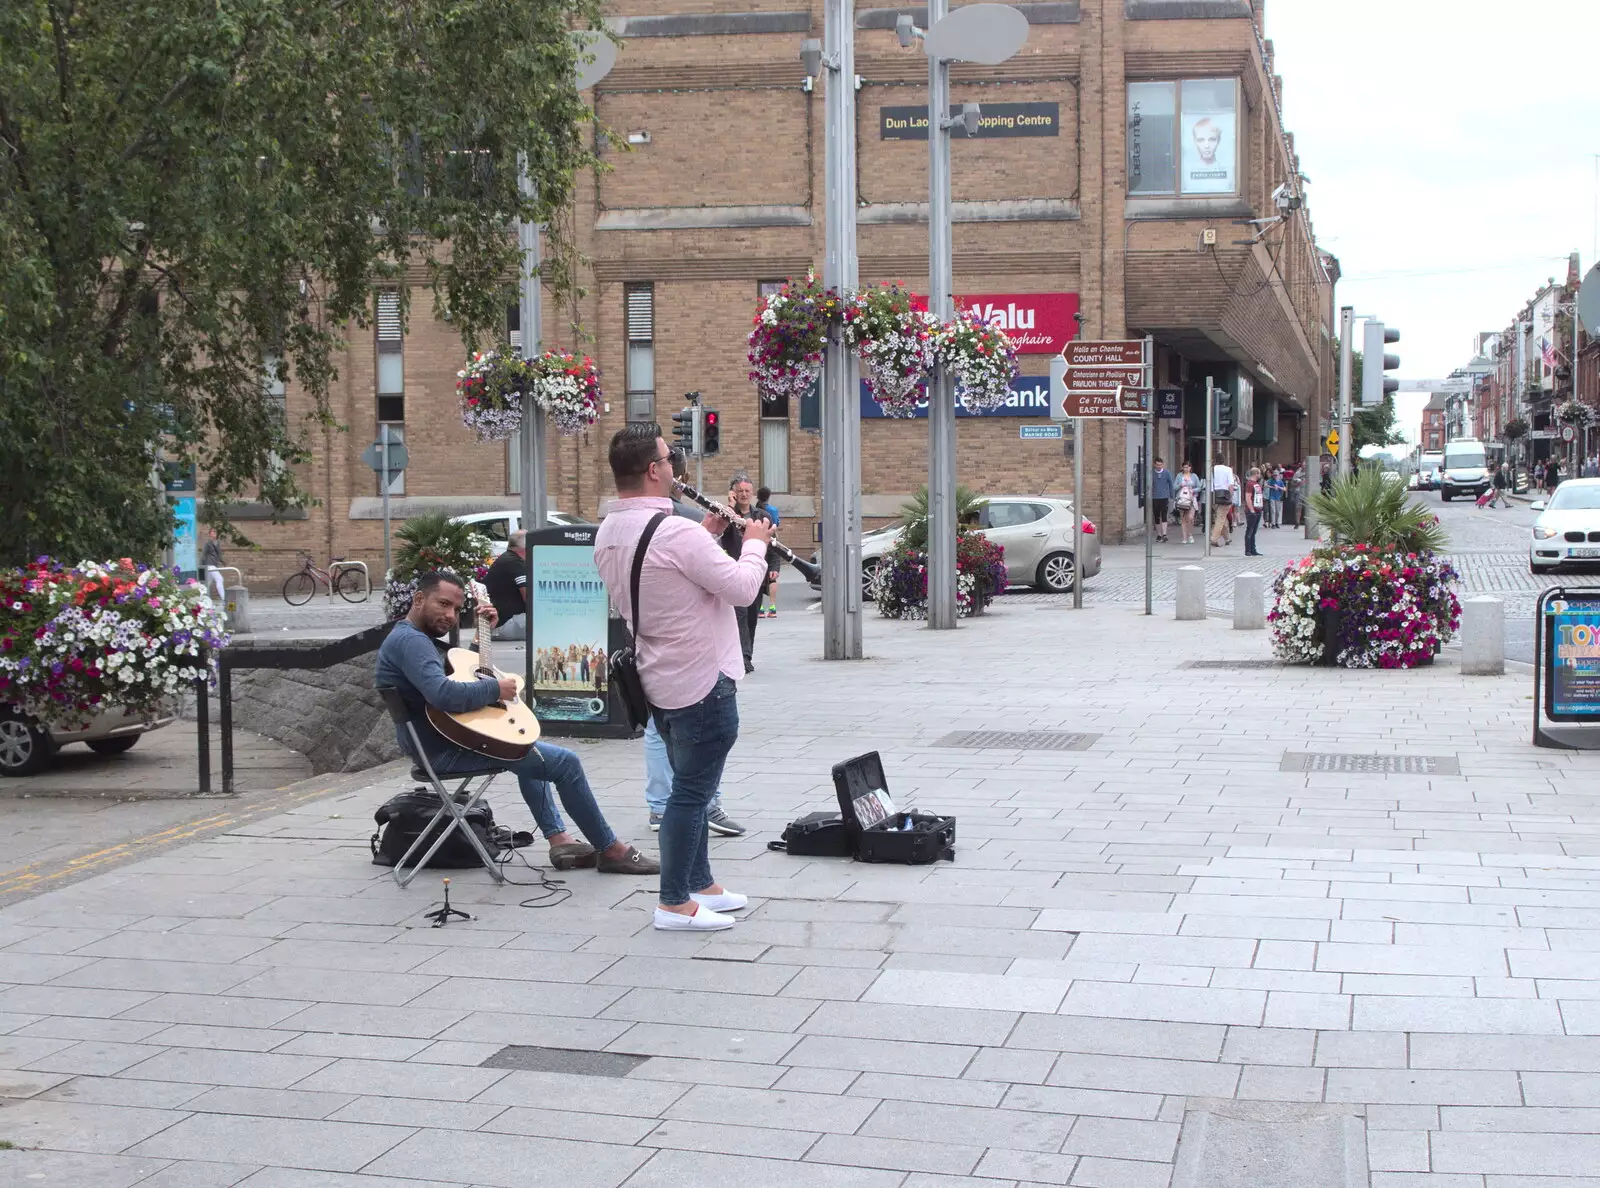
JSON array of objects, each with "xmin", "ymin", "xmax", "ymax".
[
  {"xmin": 375, "ymin": 290, "xmax": 405, "ymax": 495},
  {"xmin": 1127, "ymin": 78, "xmax": 1240, "ymax": 197},
  {"xmin": 757, "ymin": 281, "xmax": 791, "ymax": 493},
  {"xmin": 625, "ymin": 284, "xmax": 655, "ymax": 423}
]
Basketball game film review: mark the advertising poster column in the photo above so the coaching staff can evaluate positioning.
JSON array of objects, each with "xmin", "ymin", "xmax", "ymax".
[{"xmin": 526, "ymin": 525, "xmax": 633, "ymax": 739}]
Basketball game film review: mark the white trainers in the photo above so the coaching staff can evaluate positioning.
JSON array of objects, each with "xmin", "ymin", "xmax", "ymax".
[
  {"xmin": 653, "ymin": 905, "xmax": 735, "ymax": 931},
  {"xmin": 691, "ymin": 889, "xmax": 749, "ymax": 913}
]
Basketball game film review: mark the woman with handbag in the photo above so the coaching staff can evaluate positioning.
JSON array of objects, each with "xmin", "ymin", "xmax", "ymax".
[{"xmin": 1174, "ymin": 462, "xmax": 1202, "ymax": 545}]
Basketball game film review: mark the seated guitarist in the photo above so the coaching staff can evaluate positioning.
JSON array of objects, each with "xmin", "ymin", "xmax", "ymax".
[{"xmin": 376, "ymin": 571, "xmax": 659, "ymax": 877}]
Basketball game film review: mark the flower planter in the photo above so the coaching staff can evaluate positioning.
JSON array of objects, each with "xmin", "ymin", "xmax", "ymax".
[{"xmin": 1316, "ymin": 608, "xmax": 1343, "ymax": 667}]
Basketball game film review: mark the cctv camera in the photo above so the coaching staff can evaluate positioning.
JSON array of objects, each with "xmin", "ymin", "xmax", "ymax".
[
  {"xmin": 800, "ymin": 39, "xmax": 822, "ymax": 78},
  {"xmin": 959, "ymin": 102, "xmax": 981, "ymax": 137},
  {"xmin": 1271, "ymin": 182, "xmax": 1302, "ymax": 212},
  {"xmin": 895, "ymin": 14, "xmax": 917, "ymax": 48}
]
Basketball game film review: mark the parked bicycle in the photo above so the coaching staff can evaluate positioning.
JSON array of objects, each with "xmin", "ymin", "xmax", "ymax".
[{"xmin": 282, "ymin": 553, "xmax": 370, "ymax": 605}]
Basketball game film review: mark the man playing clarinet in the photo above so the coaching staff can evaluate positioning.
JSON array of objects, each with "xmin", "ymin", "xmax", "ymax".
[{"xmin": 594, "ymin": 424, "xmax": 771, "ymax": 931}]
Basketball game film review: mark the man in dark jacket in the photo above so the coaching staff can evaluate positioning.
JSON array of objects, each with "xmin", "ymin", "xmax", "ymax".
[{"xmin": 719, "ymin": 470, "xmax": 774, "ymax": 674}]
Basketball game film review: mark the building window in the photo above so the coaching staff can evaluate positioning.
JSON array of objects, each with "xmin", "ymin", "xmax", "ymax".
[
  {"xmin": 757, "ymin": 281, "xmax": 791, "ymax": 493},
  {"xmin": 625, "ymin": 284, "xmax": 655, "ymax": 423},
  {"xmin": 375, "ymin": 290, "xmax": 405, "ymax": 495},
  {"xmin": 1127, "ymin": 78, "xmax": 1240, "ymax": 197},
  {"xmin": 262, "ymin": 351, "xmax": 287, "ymax": 429}
]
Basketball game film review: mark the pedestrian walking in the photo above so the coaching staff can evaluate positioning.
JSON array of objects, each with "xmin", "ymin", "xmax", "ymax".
[
  {"xmin": 1174, "ymin": 462, "xmax": 1201, "ymax": 544},
  {"xmin": 756, "ymin": 486, "xmax": 780, "ymax": 618},
  {"xmin": 1242, "ymin": 467, "xmax": 1265, "ymax": 556},
  {"xmin": 1150, "ymin": 458, "xmax": 1173, "ymax": 543},
  {"xmin": 201, "ymin": 528, "xmax": 227, "ymax": 608},
  {"xmin": 1584, "ymin": 454, "xmax": 1599, "ymax": 479},
  {"xmin": 1209, "ymin": 455, "xmax": 1235, "ymax": 548},
  {"xmin": 594, "ymin": 425, "xmax": 770, "ymax": 931},
  {"xmin": 1490, "ymin": 462, "xmax": 1511, "ymax": 509},
  {"xmin": 1266, "ymin": 466, "xmax": 1285, "ymax": 528},
  {"xmin": 1545, "ymin": 457, "xmax": 1562, "ymax": 496},
  {"xmin": 720, "ymin": 471, "xmax": 775, "ymax": 672}
]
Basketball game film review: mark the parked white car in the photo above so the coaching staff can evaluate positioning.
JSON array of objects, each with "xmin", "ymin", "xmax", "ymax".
[
  {"xmin": 851, "ymin": 496, "xmax": 1102, "ymax": 594},
  {"xmin": 1530, "ymin": 478, "xmax": 1600, "ymax": 575},
  {"xmin": 450, "ymin": 509, "xmax": 590, "ymax": 557},
  {"xmin": 0, "ymin": 702, "xmax": 178, "ymax": 777}
]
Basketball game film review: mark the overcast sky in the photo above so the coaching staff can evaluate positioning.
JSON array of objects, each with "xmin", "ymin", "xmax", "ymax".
[{"xmin": 1266, "ymin": 0, "xmax": 1598, "ymax": 441}]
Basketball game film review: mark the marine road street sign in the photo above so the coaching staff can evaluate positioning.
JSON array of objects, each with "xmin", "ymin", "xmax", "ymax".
[
  {"xmin": 1020, "ymin": 424, "xmax": 1064, "ymax": 439},
  {"xmin": 1064, "ymin": 340, "xmax": 1143, "ymax": 367}
]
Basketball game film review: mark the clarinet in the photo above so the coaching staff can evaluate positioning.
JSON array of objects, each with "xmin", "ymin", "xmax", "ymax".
[{"xmin": 674, "ymin": 481, "xmax": 823, "ymax": 585}]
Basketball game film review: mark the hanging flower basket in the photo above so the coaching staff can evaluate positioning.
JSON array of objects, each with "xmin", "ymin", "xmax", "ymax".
[
  {"xmin": 747, "ymin": 274, "xmax": 841, "ymax": 405},
  {"xmin": 1557, "ymin": 399, "xmax": 1596, "ymax": 427},
  {"xmin": 0, "ymin": 558, "xmax": 230, "ymax": 727},
  {"xmin": 845, "ymin": 284, "xmax": 939, "ymax": 418},
  {"xmin": 529, "ymin": 350, "xmax": 601, "ymax": 436},
  {"xmin": 457, "ymin": 350, "xmax": 533, "ymax": 442},
  {"xmin": 935, "ymin": 309, "xmax": 1019, "ymax": 414}
]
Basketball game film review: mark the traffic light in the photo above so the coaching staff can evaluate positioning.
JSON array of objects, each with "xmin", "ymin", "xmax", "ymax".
[
  {"xmin": 701, "ymin": 408, "xmax": 721, "ymax": 457},
  {"xmin": 1361, "ymin": 321, "xmax": 1400, "ymax": 406},
  {"xmin": 671, "ymin": 407, "xmax": 695, "ymax": 454},
  {"xmin": 1213, "ymin": 387, "xmax": 1237, "ymax": 438}
]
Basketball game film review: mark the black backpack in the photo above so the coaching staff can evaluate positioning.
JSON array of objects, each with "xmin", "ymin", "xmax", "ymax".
[{"xmin": 370, "ymin": 790, "xmax": 503, "ymax": 869}]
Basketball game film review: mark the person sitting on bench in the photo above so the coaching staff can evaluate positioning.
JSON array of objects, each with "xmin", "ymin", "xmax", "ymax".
[{"xmin": 375, "ymin": 570, "xmax": 659, "ymax": 876}]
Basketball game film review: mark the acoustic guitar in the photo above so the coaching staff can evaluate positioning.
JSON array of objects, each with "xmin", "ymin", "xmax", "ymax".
[{"xmin": 426, "ymin": 580, "xmax": 541, "ymax": 761}]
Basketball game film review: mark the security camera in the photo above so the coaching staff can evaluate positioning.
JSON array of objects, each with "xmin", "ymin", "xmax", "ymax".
[
  {"xmin": 800, "ymin": 39, "xmax": 823, "ymax": 78},
  {"xmin": 895, "ymin": 14, "xmax": 918, "ymax": 48},
  {"xmin": 959, "ymin": 102, "xmax": 981, "ymax": 137},
  {"xmin": 1271, "ymin": 182, "xmax": 1302, "ymax": 212}
]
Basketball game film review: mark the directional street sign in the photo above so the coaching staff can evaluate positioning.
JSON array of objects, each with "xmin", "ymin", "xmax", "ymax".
[
  {"xmin": 1061, "ymin": 364, "xmax": 1145, "ymax": 392},
  {"xmin": 1064, "ymin": 340, "xmax": 1143, "ymax": 367},
  {"xmin": 361, "ymin": 438, "xmax": 409, "ymax": 476},
  {"xmin": 1061, "ymin": 389, "xmax": 1147, "ymax": 418},
  {"xmin": 1324, "ymin": 429, "xmax": 1340, "ymax": 457}
]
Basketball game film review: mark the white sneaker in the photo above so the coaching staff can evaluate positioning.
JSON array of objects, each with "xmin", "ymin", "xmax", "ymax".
[
  {"xmin": 691, "ymin": 889, "xmax": 749, "ymax": 913},
  {"xmin": 653, "ymin": 905, "xmax": 735, "ymax": 931}
]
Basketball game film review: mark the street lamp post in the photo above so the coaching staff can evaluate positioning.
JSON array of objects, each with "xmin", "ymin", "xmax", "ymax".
[
  {"xmin": 804, "ymin": 0, "xmax": 863, "ymax": 662},
  {"xmin": 900, "ymin": 4, "xmax": 1027, "ymax": 630}
]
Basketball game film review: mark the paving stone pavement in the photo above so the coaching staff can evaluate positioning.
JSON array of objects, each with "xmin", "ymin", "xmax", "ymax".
[{"xmin": 3, "ymin": 595, "xmax": 1600, "ymax": 1187}]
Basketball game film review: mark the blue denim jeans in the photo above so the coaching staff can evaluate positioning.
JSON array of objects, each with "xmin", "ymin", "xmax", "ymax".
[
  {"xmin": 430, "ymin": 741, "xmax": 616, "ymax": 852},
  {"xmin": 643, "ymin": 716, "xmax": 723, "ymax": 818},
  {"xmin": 651, "ymin": 675, "xmax": 739, "ymax": 905}
]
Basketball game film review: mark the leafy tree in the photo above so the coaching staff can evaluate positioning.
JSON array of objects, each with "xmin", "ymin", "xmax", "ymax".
[
  {"xmin": 896, "ymin": 485, "xmax": 986, "ymax": 552},
  {"xmin": 0, "ymin": 0, "xmax": 605, "ymax": 565}
]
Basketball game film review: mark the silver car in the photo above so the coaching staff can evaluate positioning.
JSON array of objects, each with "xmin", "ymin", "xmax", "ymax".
[
  {"xmin": 0, "ymin": 702, "xmax": 178, "ymax": 777},
  {"xmin": 857, "ymin": 496, "xmax": 1101, "ymax": 593}
]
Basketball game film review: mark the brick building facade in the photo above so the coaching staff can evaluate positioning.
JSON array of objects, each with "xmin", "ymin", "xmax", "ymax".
[{"xmin": 233, "ymin": 0, "xmax": 1334, "ymax": 585}]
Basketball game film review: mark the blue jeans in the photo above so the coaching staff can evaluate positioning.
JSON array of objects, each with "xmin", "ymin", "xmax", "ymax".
[
  {"xmin": 643, "ymin": 717, "xmax": 723, "ymax": 817},
  {"xmin": 1244, "ymin": 511, "xmax": 1261, "ymax": 555},
  {"xmin": 430, "ymin": 741, "xmax": 616, "ymax": 852},
  {"xmin": 651, "ymin": 675, "xmax": 739, "ymax": 905}
]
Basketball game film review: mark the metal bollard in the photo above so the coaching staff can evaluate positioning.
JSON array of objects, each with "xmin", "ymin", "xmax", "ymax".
[
  {"xmin": 1461, "ymin": 595, "xmax": 1504, "ymax": 676},
  {"xmin": 224, "ymin": 586, "xmax": 251, "ymax": 635},
  {"xmin": 1233, "ymin": 572, "xmax": 1264, "ymax": 630},
  {"xmin": 1176, "ymin": 566, "xmax": 1206, "ymax": 621}
]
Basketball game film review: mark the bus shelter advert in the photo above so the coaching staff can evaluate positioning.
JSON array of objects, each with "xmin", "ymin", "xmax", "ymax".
[{"xmin": 1551, "ymin": 601, "xmax": 1600, "ymax": 718}]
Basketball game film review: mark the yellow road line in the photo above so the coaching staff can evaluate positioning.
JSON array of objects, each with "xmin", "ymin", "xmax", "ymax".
[{"xmin": 0, "ymin": 784, "xmax": 339, "ymax": 898}]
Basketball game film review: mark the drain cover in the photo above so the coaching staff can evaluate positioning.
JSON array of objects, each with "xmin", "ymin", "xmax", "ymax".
[
  {"xmin": 934, "ymin": 730, "xmax": 1098, "ymax": 751},
  {"xmin": 1281, "ymin": 752, "xmax": 1460, "ymax": 775},
  {"xmin": 1185, "ymin": 660, "xmax": 1280, "ymax": 669},
  {"xmin": 480, "ymin": 1046, "xmax": 649, "ymax": 1077}
]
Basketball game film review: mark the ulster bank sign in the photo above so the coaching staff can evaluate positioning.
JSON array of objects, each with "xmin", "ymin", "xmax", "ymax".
[{"xmin": 860, "ymin": 375, "xmax": 1053, "ymax": 419}]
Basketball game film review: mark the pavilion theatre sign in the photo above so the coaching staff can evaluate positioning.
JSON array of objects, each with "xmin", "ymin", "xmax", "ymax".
[{"xmin": 880, "ymin": 102, "xmax": 1060, "ymax": 140}]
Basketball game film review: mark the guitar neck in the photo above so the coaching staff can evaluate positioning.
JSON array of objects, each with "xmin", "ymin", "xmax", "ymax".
[{"xmin": 469, "ymin": 579, "xmax": 494, "ymax": 675}]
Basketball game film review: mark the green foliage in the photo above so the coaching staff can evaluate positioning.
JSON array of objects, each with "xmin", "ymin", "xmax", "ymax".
[
  {"xmin": 1308, "ymin": 468, "xmax": 1448, "ymax": 554},
  {"xmin": 896, "ymin": 485, "xmax": 986, "ymax": 552},
  {"xmin": 0, "ymin": 0, "xmax": 607, "ymax": 565},
  {"xmin": 1505, "ymin": 418, "xmax": 1530, "ymax": 441},
  {"xmin": 391, "ymin": 514, "xmax": 492, "ymax": 582}
]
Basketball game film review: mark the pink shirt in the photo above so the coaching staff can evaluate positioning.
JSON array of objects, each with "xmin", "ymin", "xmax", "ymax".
[{"xmin": 594, "ymin": 496, "xmax": 769, "ymax": 710}]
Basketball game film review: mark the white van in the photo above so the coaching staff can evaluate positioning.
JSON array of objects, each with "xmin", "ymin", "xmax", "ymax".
[
  {"xmin": 1439, "ymin": 439, "xmax": 1490, "ymax": 502},
  {"xmin": 1417, "ymin": 452, "xmax": 1444, "ymax": 490}
]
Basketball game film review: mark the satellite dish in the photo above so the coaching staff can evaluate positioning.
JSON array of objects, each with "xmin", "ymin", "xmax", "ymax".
[
  {"xmin": 571, "ymin": 31, "xmax": 618, "ymax": 91},
  {"xmin": 923, "ymin": 4, "xmax": 1029, "ymax": 66},
  {"xmin": 1579, "ymin": 262, "xmax": 1600, "ymax": 338}
]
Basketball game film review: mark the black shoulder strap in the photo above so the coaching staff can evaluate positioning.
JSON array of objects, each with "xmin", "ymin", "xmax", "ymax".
[{"xmin": 627, "ymin": 512, "xmax": 668, "ymax": 639}]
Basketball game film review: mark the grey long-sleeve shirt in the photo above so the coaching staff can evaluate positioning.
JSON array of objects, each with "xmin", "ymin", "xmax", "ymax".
[{"xmin": 374, "ymin": 620, "xmax": 498, "ymax": 757}]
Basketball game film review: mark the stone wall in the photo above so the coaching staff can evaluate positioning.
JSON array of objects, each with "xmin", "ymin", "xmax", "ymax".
[{"xmin": 213, "ymin": 652, "xmax": 401, "ymax": 776}]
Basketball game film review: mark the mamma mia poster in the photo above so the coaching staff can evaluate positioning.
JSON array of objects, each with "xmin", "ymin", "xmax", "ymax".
[{"xmin": 529, "ymin": 544, "xmax": 609, "ymax": 723}]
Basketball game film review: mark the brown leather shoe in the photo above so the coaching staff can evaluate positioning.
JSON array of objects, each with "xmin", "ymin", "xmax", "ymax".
[
  {"xmin": 596, "ymin": 845, "xmax": 661, "ymax": 875},
  {"xmin": 548, "ymin": 842, "xmax": 597, "ymax": 871}
]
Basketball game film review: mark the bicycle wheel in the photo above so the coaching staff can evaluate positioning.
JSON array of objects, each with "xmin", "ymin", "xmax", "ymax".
[
  {"xmin": 282, "ymin": 571, "xmax": 315, "ymax": 606},
  {"xmin": 336, "ymin": 566, "xmax": 368, "ymax": 603}
]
